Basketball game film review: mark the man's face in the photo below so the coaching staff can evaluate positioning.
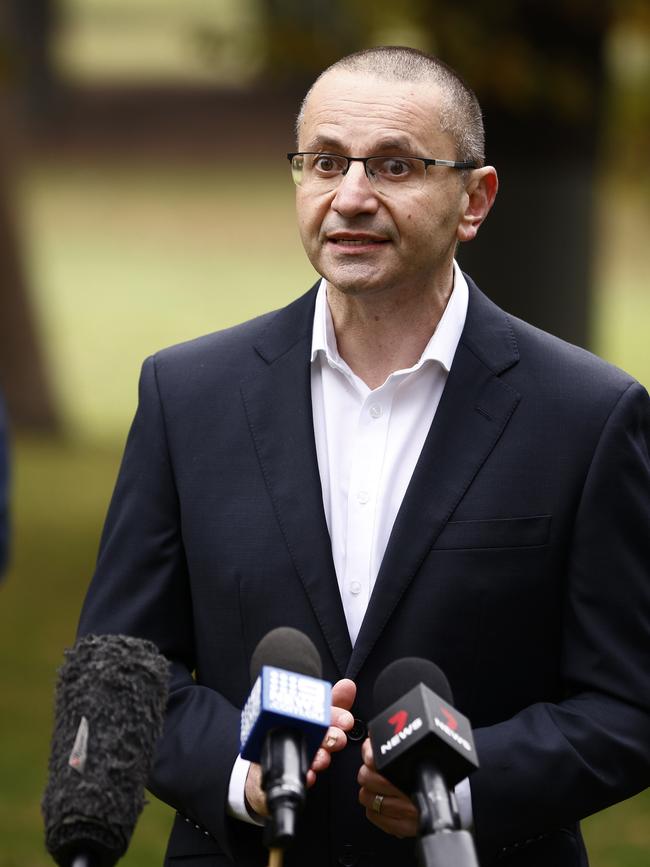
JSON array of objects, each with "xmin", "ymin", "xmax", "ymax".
[{"xmin": 295, "ymin": 70, "xmax": 472, "ymax": 300}]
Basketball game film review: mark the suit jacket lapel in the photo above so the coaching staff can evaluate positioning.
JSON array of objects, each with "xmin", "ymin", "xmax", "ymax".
[
  {"xmin": 347, "ymin": 282, "xmax": 522, "ymax": 680},
  {"xmin": 240, "ymin": 287, "xmax": 352, "ymax": 676}
]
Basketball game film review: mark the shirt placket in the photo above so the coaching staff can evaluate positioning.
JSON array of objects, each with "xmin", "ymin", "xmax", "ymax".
[{"xmin": 343, "ymin": 382, "xmax": 394, "ymax": 644}]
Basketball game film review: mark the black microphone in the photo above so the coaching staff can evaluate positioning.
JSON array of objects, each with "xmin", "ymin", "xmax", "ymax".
[
  {"xmin": 240, "ymin": 627, "xmax": 331, "ymax": 851},
  {"xmin": 42, "ymin": 634, "xmax": 170, "ymax": 867},
  {"xmin": 368, "ymin": 657, "xmax": 480, "ymax": 867}
]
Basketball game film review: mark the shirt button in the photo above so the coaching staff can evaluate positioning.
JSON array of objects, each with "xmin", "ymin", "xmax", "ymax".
[
  {"xmin": 369, "ymin": 403, "xmax": 382, "ymax": 419},
  {"xmin": 357, "ymin": 490, "xmax": 369, "ymax": 504},
  {"xmin": 349, "ymin": 580, "xmax": 361, "ymax": 595}
]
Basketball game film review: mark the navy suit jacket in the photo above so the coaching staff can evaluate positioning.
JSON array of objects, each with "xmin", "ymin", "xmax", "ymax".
[{"xmin": 78, "ymin": 278, "xmax": 650, "ymax": 867}]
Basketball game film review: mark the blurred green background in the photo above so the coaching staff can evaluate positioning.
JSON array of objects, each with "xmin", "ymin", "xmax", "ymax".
[{"xmin": 0, "ymin": 1, "xmax": 648, "ymax": 865}]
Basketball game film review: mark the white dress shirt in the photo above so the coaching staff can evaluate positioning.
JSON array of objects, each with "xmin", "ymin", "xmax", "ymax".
[
  {"xmin": 310, "ymin": 262, "xmax": 468, "ymax": 645},
  {"xmin": 229, "ymin": 261, "xmax": 472, "ymax": 828}
]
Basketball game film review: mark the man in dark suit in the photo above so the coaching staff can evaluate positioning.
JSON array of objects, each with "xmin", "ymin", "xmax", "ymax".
[{"xmin": 77, "ymin": 47, "xmax": 650, "ymax": 866}]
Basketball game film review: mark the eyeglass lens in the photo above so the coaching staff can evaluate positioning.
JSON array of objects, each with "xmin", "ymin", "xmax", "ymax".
[{"xmin": 291, "ymin": 153, "xmax": 428, "ymax": 192}]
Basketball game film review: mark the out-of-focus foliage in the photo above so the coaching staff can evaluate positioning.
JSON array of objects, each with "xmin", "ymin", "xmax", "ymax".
[
  {"xmin": 603, "ymin": 1, "xmax": 650, "ymax": 184},
  {"xmin": 50, "ymin": 0, "xmax": 650, "ymax": 170}
]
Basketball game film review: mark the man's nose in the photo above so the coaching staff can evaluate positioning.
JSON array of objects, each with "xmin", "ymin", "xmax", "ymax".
[{"xmin": 331, "ymin": 161, "xmax": 379, "ymax": 216}]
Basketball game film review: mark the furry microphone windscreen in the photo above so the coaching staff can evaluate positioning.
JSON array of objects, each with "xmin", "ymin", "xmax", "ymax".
[{"xmin": 42, "ymin": 634, "xmax": 170, "ymax": 867}]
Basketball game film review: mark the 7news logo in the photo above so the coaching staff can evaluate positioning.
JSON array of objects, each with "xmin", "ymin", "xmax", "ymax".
[
  {"xmin": 380, "ymin": 704, "xmax": 472, "ymax": 756},
  {"xmin": 380, "ymin": 709, "xmax": 423, "ymax": 754}
]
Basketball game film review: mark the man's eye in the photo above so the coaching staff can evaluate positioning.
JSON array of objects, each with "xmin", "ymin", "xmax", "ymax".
[
  {"xmin": 374, "ymin": 158, "xmax": 415, "ymax": 179},
  {"xmin": 313, "ymin": 155, "xmax": 342, "ymax": 174}
]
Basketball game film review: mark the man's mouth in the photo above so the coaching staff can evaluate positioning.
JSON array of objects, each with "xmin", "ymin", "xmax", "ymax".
[
  {"xmin": 327, "ymin": 233, "xmax": 390, "ymax": 247},
  {"xmin": 334, "ymin": 239, "xmax": 380, "ymax": 245}
]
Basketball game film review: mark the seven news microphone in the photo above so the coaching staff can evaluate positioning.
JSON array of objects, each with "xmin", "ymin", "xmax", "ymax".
[{"xmin": 369, "ymin": 657, "xmax": 480, "ymax": 867}]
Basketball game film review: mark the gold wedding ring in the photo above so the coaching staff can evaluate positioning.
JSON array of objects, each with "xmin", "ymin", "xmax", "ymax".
[{"xmin": 372, "ymin": 793, "xmax": 385, "ymax": 814}]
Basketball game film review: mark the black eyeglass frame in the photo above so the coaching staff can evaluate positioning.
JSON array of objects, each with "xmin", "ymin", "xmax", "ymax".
[{"xmin": 286, "ymin": 151, "xmax": 478, "ymax": 178}]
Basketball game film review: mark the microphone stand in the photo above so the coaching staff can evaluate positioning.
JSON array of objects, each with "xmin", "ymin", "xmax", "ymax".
[{"xmin": 413, "ymin": 764, "xmax": 479, "ymax": 867}]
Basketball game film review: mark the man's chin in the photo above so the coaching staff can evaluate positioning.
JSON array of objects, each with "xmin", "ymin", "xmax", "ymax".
[
  {"xmin": 323, "ymin": 275, "xmax": 384, "ymax": 298},
  {"xmin": 319, "ymin": 262, "xmax": 388, "ymax": 298}
]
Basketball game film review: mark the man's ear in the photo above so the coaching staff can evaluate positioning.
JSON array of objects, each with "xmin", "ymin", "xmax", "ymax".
[{"xmin": 457, "ymin": 167, "xmax": 498, "ymax": 243}]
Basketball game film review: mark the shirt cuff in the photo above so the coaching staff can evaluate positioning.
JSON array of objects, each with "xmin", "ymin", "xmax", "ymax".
[
  {"xmin": 227, "ymin": 755, "xmax": 265, "ymax": 826},
  {"xmin": 454, "ymin": 777, "xmax": 474, "ymax": 831}
]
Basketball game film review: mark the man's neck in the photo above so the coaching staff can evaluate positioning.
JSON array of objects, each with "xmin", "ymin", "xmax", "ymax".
[{"xmin": 326, "ymin": 270, "xmax": 454, "ymax": 390}]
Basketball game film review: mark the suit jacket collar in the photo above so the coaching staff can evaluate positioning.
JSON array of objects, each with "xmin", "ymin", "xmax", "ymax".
[
  {"xmin": 242, "ymin": 277, "xmax": 521, "ymax": 679},
  {"xmin": 241, "ymin": 284, "xmax": 354, "ymax": 676}
]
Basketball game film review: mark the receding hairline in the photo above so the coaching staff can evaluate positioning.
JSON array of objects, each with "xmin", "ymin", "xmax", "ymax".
[{"xmin": 295, "ymin": 46, "xmax": 485, "ymax": 166}]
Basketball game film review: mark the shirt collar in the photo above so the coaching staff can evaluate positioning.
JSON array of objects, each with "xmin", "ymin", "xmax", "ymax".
[{"xmin": 310, "ymin": 261, "xmax": 468, "ymax": 375}]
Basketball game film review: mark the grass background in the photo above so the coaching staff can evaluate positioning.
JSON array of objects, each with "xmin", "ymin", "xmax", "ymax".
[{"xmin": 0, "ymin": 156, "xmax": 647, "ymax": 866}]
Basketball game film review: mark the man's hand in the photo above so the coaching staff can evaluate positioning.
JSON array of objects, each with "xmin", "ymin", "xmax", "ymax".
[
  {"xmin": 244, "ymin": 678, "xmax": 357, "ymax": 817},
  {"xmin": 357, "ymin": 738, "xmax": 419, "ymax": 838}
]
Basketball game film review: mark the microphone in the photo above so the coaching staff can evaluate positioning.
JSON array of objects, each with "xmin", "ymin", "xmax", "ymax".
[
  {"xmin": 240, "ymin": 627, "xmax": 331, "ymax": 851},
  {"xmin": 368, "ymin": 657, "xmax": 479, "ymax": 867},
  {"xmin": 42, "ymin": 634, "xmax": 170, "ymax": 867}
]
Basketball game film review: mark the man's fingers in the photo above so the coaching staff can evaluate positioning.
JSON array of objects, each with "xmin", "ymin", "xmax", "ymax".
[
  {"xmin": 331, "ymin": 678, "xmax": 357, "ymax": 711},
  {"xmin": 311, "ymin": 747, "xmax": 332, "ymax": 772},
  {"xmin": 330, "ymin": 708, "xmax": 354, "ymax": 732},
  {"xmin": 322, "ymin": 725, "xmax": 350, "ymax": 752},
  {"xmin": 358, "ymin": 786, "xmax": 418, "ymax": 820},
  {"xmin": 358, "ymin": 786, "xmax": 419, "ymax": 838},
  {"xmin": 244, "ymin": 762, "xmax": 269, "ymax": 817},
  {"xmin": 357, "ymin": 763, "xmax": 407, "ymax": 799},
  {"xmin": 318, "ymin": 678, "xmax": 356, "ymax": 756},
  {"xmin": 361, "ymin": 737, "xmax": 374, "ymax": 767}
]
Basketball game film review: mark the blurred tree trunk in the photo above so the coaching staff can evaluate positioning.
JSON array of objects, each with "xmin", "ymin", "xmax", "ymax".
[
  {"xmin": 0, "ymin": 113, "xmax": 59, "ymax": 431},
  {"xmin": 0, "ymin": 0, "xmax": 60, "ymax": 431}
]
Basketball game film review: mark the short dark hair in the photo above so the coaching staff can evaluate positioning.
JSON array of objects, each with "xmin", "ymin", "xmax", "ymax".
[{"xmin": 296, "ymin": 46, "xmax": 485, "ymax": 166}]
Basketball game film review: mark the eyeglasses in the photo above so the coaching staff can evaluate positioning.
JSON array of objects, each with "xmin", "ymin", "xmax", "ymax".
[{"xmin": 287, "ymin": 152, "xmax": 477, "ymax": 194}]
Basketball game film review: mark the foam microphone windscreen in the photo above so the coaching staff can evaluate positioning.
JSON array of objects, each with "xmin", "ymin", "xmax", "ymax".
[
  {"xmin": 370, "ymin": 657, "xmax": 478, "ymax": 793},
  {"xmin": 42, "ymin": 634, "xmax": 170, "ymax": 867},
  {"xmin": 249, "ymin": 626, "xmax": 323, "ymax": 683},
  {"xmin": 373, "ymin": 657, "xmax": 453, "ymax": 711}
]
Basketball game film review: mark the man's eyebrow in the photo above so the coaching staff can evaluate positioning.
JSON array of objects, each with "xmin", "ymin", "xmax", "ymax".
[
  {"xmin": 301, "ymin": 135, "xmax": 416, "ymax": 154},
  {"xmin": 302, "ymin": 135, "xmax": 345, "ymax": 151},
  {"xmin": 369, "ymin": 137, "xmax": 415, "ymax": 154}
]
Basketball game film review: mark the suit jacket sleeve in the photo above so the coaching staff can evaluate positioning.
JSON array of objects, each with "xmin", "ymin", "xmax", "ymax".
[
  {"xmin": 470, "ymin": 379, "xmax": 650, "ymax": 861},
  {"xmin": 77, "ymin": 355, "xmax": 243, "ymax": 858}
]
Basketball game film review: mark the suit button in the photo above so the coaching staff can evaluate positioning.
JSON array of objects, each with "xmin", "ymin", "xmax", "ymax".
[
  {"xmin": 338, "ymin": 843, "xmax": 358, "ymax": 866},
  {"xmin": 347, "ymin": 718, "xmax": 367, "ymax": 742}
]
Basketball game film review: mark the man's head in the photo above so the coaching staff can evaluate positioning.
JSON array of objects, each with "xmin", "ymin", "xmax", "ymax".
[
  {"xmin": 292, "ymin": 46, "xmax": 498, "ymax": 302},
  {"xmin": 296, "ymin": 46, "xmax": 486, "ymax": 168}
]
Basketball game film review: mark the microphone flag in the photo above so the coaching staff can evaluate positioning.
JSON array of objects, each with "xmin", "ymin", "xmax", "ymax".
[
  {"xmin": 369, "ymin": 681, "xmax": 479, "ymax": 792},
  {"xmin": 240, "ymin": 664, "xmax": 331, "ymax": 763}
]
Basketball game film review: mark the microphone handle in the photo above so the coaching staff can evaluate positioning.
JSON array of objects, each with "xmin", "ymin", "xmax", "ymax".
[
  {"xmin": 416, "ymin": 829, "xmax": 479, "ymax": 867},
  {"xmin": 413, "ymin": 763, "xmax": 479, "ymax": 867},
  {"xmin": 261, "ymin": 727, "xmax": 309, "ymax": 849},
  {"xmin": 72, "ymin": 856, "xmax": 90, "ymax": 867},
  {"xmin": 413, "ymin": 762, "xmax": 457, "ymax": 835}
]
